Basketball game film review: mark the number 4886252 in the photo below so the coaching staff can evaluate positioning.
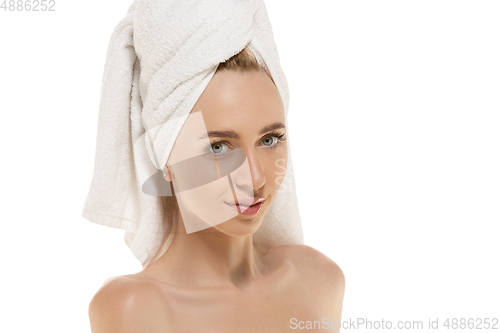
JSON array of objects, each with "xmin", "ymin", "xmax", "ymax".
[{"xmin": 1, "ymin": 0, "xmax": 56, "ymax": 11}]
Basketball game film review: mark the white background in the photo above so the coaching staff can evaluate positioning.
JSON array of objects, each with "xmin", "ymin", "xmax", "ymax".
[{"xmin": 1, "ymin": 1, "xmax": 499, "ymax": 332}]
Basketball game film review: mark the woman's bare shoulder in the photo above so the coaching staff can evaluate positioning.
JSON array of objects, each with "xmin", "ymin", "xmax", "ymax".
[
  {"xmin": 88, "ymin": 275, "xmax": 172, "ymax": 332},
  {"xmin": 272, "ymin": 244, "xmax": 345, "ymax": 290}
]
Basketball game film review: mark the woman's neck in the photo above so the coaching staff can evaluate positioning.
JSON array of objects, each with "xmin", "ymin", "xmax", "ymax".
[{"xmin": 149, "ymin": 212, "xmax": 266, "ymax": 290}]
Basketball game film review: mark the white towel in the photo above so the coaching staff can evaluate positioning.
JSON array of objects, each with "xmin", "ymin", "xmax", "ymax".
[{"xmin": 82, "ymin": 0, "xmax": 304, "ymax": 269}]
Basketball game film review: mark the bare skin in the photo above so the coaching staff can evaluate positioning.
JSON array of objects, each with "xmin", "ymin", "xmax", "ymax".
[{"xmin": 89, "ymin": 69, "xmax": 345, "ymax": 333}]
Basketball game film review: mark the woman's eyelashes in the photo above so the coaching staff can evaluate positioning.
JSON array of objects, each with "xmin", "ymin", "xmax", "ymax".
[{"xmin": 204, "ymin": 131, "xmax": 287, "ymax": 157}]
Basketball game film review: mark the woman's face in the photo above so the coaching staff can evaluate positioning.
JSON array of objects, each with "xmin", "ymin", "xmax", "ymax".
[{"xmin": 165, "ymin": 68, "xmax": 288, "ymax": 237}]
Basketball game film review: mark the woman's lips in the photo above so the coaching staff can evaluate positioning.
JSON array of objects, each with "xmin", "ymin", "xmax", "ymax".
[
  {"xmin": 224, "ymin": 198, "xmax": 266, "ymax": 215},
  {"xmin": 224, "ymin": 197, "xmax": 265, "ymax": 207}
]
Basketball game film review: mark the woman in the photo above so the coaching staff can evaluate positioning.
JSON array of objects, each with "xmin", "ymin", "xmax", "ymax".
[
  {"xmin": 85, "ymin": 1, "xmax": 344, "ymax": 332},
  {"xmin": 89, "ymin": 46, "xmax": 345, "ymax": 333}
]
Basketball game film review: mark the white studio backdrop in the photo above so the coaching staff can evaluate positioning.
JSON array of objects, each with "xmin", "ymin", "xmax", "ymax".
[{"xmin": 0, "ymin": 1, "xmax": 498, "ymax": 332}]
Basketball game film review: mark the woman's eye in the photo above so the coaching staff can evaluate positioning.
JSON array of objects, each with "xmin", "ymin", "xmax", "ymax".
[
  {"xmin": 207, "ymin": 134, "xmax": 283, "ymax": 156},
  {"xmin": 211, "ymin": 142, "xmax": 228, "ymax": 154},
  {"xmin": 262, "ymin": 136, "xmax": 278, "ymax": 147}
]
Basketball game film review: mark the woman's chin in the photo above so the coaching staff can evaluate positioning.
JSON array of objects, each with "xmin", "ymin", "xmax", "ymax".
[{"xmin": 213, "ymin": 216, "xmax": 263, "ymax": 238}]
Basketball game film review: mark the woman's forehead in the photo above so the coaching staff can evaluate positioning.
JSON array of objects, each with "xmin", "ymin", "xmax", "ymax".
[{"xmin": 192, "ymin": 70, "xmax": 283, "ymax": 118}]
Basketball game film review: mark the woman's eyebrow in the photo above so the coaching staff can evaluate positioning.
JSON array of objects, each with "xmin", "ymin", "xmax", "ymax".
[
  {"xmin": 258, "ymin": 122, "xmax": 286, "ymax": 135},
  {"xmin": 198, "ymin": 122, "xmax": 285, "ymax": 140}
]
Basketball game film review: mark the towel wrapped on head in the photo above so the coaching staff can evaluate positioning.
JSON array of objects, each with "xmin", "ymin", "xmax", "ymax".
[{"xmin": 82, "ymin": 0, "xmax": 304, "ymax": 269}]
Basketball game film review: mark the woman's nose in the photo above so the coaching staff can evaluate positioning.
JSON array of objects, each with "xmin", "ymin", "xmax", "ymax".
[{"xmin": 233, "ymin": 148, "xmax": 266, "ymax": 190}]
